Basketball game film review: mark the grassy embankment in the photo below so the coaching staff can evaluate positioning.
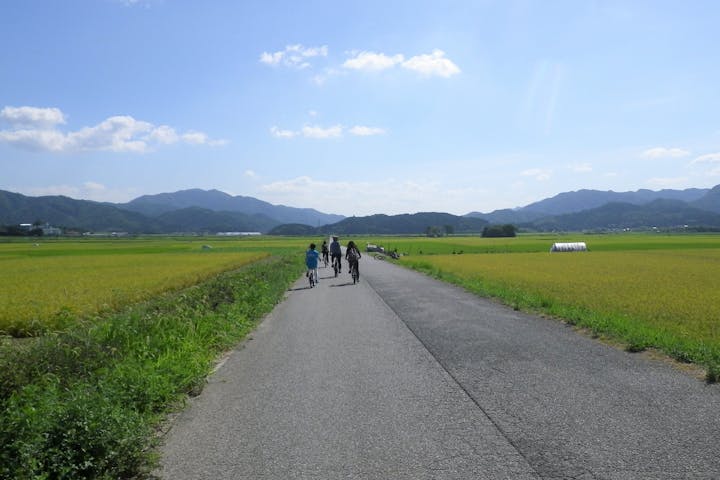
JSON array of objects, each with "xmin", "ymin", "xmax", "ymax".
[
  {"xmin": 0, "ymin": 236, "xmax": 308, "ymax": 479},
  {"xmin": 363, "ymin": 234, "xmax": 720, "ymax": 382}
]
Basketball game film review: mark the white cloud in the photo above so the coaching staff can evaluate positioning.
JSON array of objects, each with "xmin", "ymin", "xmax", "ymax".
[
  {"xmin": 340, "ymin": 49, "xmax": 460, "ymax": 78},
  {"xmin": 401, "ymin": 49, "xmax": 461, "ymax": 77},
  {"xmin": 257, "ymin": 176, "xmax": 488, "ymax": 216},
  {"xmin": 0, "ymin": 129, "xmax": 71, "ymax": 152},
  {"xmin": 148, "ymin": 125, "xmax": 179, "ymax": 144},
  {"xmin": 1, "ymin": 106, "xmax": 66, "ymax": 127},
  {"xmin": 521, "ymin": 168, "xmax": 552, "ymax": 181},
  {"xmin": 260, "ymin": 51, "xmax": 283, "ymax": 66},
  {"xmin": 259, "ymin": 44, "xmax": 328, "ymax": 69},
  {"xmin": 349, "ymin": 125, "xmax": 386, "ymax": 136},
  {"xmin": 691, "ymin": 152, "xmax": 720, "ymax": 164},
  {"xmin": 641, "ymin": 147, "xmax": 691, "ymax": 158},
  {"xmin": 343, "ymin": 51, "xmax": 404, "ymax": 71},
  {"xmin": 270, "ymin": 126, "xmax": 297, "ymax": 138},
  {"xmin": 301, "ymin": 124, "xmax": 343, "ymax": 139},
  {"xmin": 0, "ymin": 106, "xmax": 224, "ymax": 153},
  {"xmin": 244, "ymin": 170, "xmax": 257, "ymax": 178},
  {"xmin": 69, "ymin": 115, "xmax": 154, "ymax": 152}
]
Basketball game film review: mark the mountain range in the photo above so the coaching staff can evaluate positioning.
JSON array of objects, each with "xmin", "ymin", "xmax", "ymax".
[
  {"xmin": 466, "ymin": 185, "xmax": 720, "ymax": 231},
  {"xmin": 0, "ymin": 189, "xmax": 343, "ymax": 234},
  {"xmin": 1, "ymin": 185, "xmax": 720, "ymax": 235}
]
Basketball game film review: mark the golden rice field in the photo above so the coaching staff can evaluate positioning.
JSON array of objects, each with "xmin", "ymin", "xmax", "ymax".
[{"xmin": 1, "ymin": 239, "xmax": 271, "ymax": 335}]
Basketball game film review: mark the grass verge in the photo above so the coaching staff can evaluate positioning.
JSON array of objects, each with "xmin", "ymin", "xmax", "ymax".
[
  {"xmin": 0, "ymin": 253, "xmax": 302, "ymax": 479},
  {"xmin": 403, "ymin": 259, "xmax": 720, "ymax": 384}
]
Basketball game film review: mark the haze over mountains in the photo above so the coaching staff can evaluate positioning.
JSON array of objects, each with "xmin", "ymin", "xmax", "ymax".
[{"xmin": 1, "ymin": 185, "xmax": 720, "ymax": 234}]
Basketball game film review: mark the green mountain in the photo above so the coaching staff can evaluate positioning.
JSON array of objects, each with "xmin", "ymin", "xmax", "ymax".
[
  {"xmin": 527, "ymin": 199, "xmax": 720, "ymax": 231},
  {"xmin": 467, "ymin": 185, "xmax": 720, "ymax": 229},
  {"xmin": 315, "ymin": 212, "xmax": 489, "ymax": 235},
  {"xmin": 155, "ymin": 207, "xmax": 279, "ymax": 233},
  {"xmin": 691, "ymin": 185, "xmax": 720, "ymax": 213},
  {"xmin": 0, "ymin": 190, "xmax": 157, "ymax": 232},
  {"xmin": 122, "ymin": 188, "xmax": 344, "ymax": 226},
  {"xmin": 0, "ymin": 190, "xmax": 332, "ymax": 234},
  {"xmin": 4, "ymin": 184, "xmax": 720, "ymax": 235},
  {"xmin": 268, "ymin": 223, "xmax": 320, "ymax": 236}
]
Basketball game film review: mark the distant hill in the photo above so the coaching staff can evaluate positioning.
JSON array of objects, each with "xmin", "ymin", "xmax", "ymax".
[
  {"xmin": 268, "ymin": 223, "xmax": 320, "ymax": 236},
  {"xmin": 3, "ymin": 184, "xmax": 720, "ymax": 235},
  {"xmin": 522, "ymin": 188, "xmax": 709, "ymax": 216},
  {"xmin": 465, "ymin": 208, "xmax": 545, "ymax": 224},
  {"xmin": 691, "ymin": 185, "xmax": 720, "ymax": 213},
  {"xmin": 526, "ymin": 199, "xmax": 720, "ymax": 231},
  {"xmin": 0, "ymin": 190, "xmax": 157, "ymax": 232},
  {"xmin": 316, "ymin": 212, "xmax": 489, "ymax": 235},
  {"xmin": 155, "ymin": 207, "xmax": 279, "ymax": 233},
  {"xmin": 466, "ymin": 185, "xmax": 720, "ymax": 229},
  {"xmin": 0, "ymin": 189, "xmax": 342, "ymax": 234},
  {"xmin": 122, "ymin": 189, "xmax": 344, "ymax": 226}
]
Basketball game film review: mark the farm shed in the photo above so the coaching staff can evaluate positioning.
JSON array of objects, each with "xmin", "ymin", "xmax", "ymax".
[{"xmin": 550, "ymin": 242, "xmax": 587, "ymax": 252}]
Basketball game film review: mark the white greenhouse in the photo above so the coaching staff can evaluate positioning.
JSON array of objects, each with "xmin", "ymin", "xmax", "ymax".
[{"xmin": 550, "ymin": 242, "xmax": 588, "ymax": 252}]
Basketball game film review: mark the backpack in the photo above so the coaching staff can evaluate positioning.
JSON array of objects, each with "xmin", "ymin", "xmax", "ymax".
[{"xmin": 347, "ymin": 248, "xmax": 359, "ymax": 261}]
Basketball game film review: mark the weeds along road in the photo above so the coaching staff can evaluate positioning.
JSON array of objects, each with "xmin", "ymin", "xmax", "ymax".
[{"xmin": 159, "ymin": 256, "xmax": 720, "ymax": 479}]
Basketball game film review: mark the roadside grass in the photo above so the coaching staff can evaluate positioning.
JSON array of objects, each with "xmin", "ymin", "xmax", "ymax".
[
  {"xmin": 0, "ymin": 253, "xmax": 303, "ymax": 479},
  {"xmin": 402, "ymin": 248, "xmax": 720, "ymax": 382}
]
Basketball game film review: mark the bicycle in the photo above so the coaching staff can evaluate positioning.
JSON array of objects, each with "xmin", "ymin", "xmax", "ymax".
[
  {"xmin": 349, "ymin": 261, "xmax": 359, "ymax": 284},
  {"xmin": 307, "ymin": 268, "xmax": 318, "ymax": 288},
  {"xmin": 332, "ymin": 256, "xmax": 340, "ymax": 277}
]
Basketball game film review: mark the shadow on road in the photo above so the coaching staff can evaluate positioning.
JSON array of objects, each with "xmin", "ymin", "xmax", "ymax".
[
  {"xmin": 330, "ymin": 282, "xmax": 357, "ymax": 288},
  {"xmin": 287, "ymin": 286, "xmax": 314, "ymax": 292}
]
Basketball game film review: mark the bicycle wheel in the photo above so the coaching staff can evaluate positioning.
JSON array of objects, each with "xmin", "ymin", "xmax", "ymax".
[{"xmin": 352, "ymin": 264, "xmax": 359, "ymax": 284}]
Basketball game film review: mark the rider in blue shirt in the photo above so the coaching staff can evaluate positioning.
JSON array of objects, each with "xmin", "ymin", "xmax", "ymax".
[{"xmin": 306, "ymin": 243, "xmax": 320, "ymax": 285}]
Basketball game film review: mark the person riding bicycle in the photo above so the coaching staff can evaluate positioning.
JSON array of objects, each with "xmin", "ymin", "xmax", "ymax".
[
  {"xmin": 321, "ymin": 240, "xmax": 329, "ymax": 266},
  {"xmin": 329, "ymin": 236, "xmax": 342, "ymax": 273},
  {"xmin": 345, "ymin": 240, "xmax": 362, "ymax": 280},
  {"xmin": 305, "ymin": 243, "xmax": 320, "ymax": 287}
]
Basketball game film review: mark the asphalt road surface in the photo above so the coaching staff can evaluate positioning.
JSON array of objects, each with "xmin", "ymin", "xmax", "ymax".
[{"xmin": 159, "ymin": 255, "xmax": 720, "ymax": 479}]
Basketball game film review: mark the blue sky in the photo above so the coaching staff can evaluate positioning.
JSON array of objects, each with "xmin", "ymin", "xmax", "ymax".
[{"xmin": 1, "ymin": 0, "xmax": 719, "ymax": 216}]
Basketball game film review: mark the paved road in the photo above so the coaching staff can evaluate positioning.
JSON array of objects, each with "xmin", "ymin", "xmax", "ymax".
[{"xmin": 159, "ymin": 255, "xmax": 720, "ymax": 479}]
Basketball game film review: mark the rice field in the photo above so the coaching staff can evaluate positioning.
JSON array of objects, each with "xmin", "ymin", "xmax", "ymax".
[
  {"xmin": 362, "ymin": 233, "xmax": 720, "ymax": 255},
  {"xmin": 0, "ymin": 237, "xmax": 294, "ymax": 336}
]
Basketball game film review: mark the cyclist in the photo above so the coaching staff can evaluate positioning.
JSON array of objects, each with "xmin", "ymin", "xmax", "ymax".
[
  {"xmin": 305, "ymin": 243, "xmax": 320, "ymax": 287},
  {"xmin": 329, "ymin": 236, "xmax": 342, "ymax": 274},
  {"xmin": 345, "ymin": 240, "xmax": 362, "ymax": 281},
  {"xmin": 321, "ymin": 240, "xmax": 329, "ymax": 267}
]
